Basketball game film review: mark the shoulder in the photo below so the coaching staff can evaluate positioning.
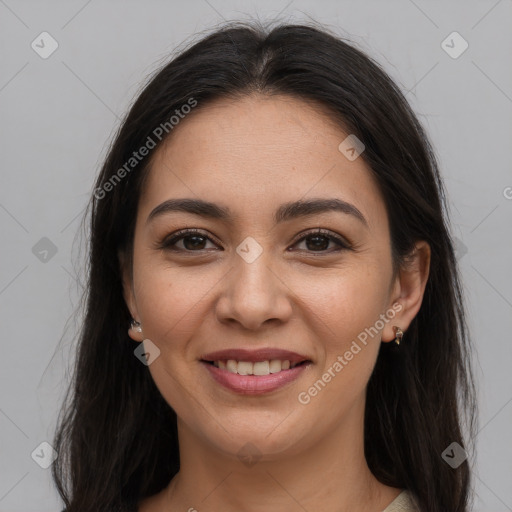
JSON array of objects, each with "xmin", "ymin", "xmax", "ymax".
[{"xmin": 382, "ymin": 490, "xmax": 420, "ymax": 512}]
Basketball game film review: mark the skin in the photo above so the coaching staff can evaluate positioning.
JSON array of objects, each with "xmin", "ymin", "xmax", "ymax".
[{"xmin": 120, "ymin": 93, "xmax": 431, "ymax": 512}]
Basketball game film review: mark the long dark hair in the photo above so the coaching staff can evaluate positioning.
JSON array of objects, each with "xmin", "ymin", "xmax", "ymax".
[{"xmin": 52, "ymin": 19, "xmax": 477, "ymax": 512}]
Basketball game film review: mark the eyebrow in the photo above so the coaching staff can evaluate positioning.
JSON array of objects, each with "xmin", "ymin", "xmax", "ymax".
[{"xmin": 146, "ymin": 197, "xmax": 368, "ymax": 227}]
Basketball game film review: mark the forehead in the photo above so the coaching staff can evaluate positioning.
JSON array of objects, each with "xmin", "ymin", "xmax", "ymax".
[{"xmin": 139, "ymin": 94, "xmax": 387, "ymax": 230}]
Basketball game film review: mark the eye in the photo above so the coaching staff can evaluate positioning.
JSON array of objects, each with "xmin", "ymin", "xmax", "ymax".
[
  {"xmin": 157, "ymin": 228, "xmax": 351, "ymax": 254},
  {"xmin": 290, "ymin": 229, "xmax": 351, "ymax": 253},
  {"xmin": 158, "ymin": 229, "xmax": 219, "ymax": 252}
]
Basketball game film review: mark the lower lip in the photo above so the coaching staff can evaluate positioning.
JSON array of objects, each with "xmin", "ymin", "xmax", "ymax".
[{"xmin": 201, "ymin": 361, "xmax": 311, "ymax": 395}]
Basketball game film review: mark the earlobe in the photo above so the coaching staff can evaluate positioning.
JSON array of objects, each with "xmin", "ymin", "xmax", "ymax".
[
  {"xmin": 380, "ymin": 302, "xmax": 405, "ymax": 343},
  {"xmin": 128, "ymin": 319, "xmax": 144, "ymax": 342}
]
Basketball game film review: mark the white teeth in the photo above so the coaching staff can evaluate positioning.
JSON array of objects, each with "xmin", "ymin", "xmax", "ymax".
[
  {"xmin": 269, "ymin": 359, "xmax": 282, "ymax": 373},
  {"xmin": 226, "ymin": 359, "xmax": 238, "ymax": 373},
  {"xmin": 237, "ymin": 361, "xmax": 253, "ymax": 375},
  {"xmin": 214, "ymin": 359, "xmax": 300, "ymax": 375},
  {"xmin": 253, "ymin": 361, "xmax": 270, "ymax": 375}
]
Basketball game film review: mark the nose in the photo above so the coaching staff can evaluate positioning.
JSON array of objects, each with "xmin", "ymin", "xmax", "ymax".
[{"xmin": 215, "ymin": 250, "xmax": 293, "ymax": 331}]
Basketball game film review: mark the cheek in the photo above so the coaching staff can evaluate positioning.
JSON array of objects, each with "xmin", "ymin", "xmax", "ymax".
[
  {"xmin": 296, "ymin": 272, "xmax": 385, "ymax": 410},
  {"xmin": 293, "ymin": 264, "xmax": 389, "ymax": 344},
  {"xmin": 292, "ymin": 267, "xmax": 389, "ymax": 404},
  {"xmin": 133, "ymin": 256, "xmax": 216, "ymax": 343}
]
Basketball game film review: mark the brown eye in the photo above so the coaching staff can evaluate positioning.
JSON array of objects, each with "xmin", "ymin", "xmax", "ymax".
[
  {"xmin": 291, "ymin": 229, "xmax": 351, "ymax": 253},
  {"xmin": 157, "ymin": 228, "xmax": 351, "ymax": 254},
  {"xmin": 178, "ymin": 234, "xmax": 211, "ymax": 250},
  {"xmin": 159, "ymin": 229, "xmax": 218, "ymax": 252}
]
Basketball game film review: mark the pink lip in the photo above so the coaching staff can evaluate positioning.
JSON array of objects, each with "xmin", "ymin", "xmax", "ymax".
[
  {"xmin": 201, "ymin": 361, "xmax": 311, "ymax": 395},
  {"xmin": 200, "ymin": 348, "xmax": 310, "ymax": 364}
]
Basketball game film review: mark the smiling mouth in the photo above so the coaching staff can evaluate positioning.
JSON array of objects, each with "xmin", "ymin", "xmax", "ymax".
[{"xmin": 201, "ymin": 359, "xmax": 311, "ymax": 376}]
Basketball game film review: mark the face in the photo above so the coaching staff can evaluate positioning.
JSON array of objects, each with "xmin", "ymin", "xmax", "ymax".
[{"xmin": 121, "ymin": 94, "xmax": 419, "ymax": 461}]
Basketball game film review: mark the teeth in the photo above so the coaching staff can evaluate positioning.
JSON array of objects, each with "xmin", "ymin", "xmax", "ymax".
[
  {"xmin": 226, "ymin": 359, "xmax": 238, "ymax": 373},
  {"xmin": 253, "ymin": 361, "xmax": 270, "ymax": 375},
  {"xmin": 269, "ymin": 359, "xmax": 282, "ymax": 373},
  {"xmin": 216, "ymin": 359, "xmax": 300, "ymax": 375},
  {"xmin": 237, "ymin": 361, "xmax": 253, "ymax": 375}
]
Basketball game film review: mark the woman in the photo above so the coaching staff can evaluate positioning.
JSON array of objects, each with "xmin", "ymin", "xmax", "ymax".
[{"xmin": 52, "ymin": 20, "xmax": 477, "ymax": 512}]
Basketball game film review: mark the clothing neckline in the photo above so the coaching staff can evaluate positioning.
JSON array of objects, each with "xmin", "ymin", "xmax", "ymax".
[{"xmin": 382, "ymin": 489, "xmax": 417, "ymax": 512}]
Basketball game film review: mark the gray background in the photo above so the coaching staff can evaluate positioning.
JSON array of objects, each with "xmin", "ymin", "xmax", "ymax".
[{"xmin": 1, "ymin": 0, "xmax": 511, "ymax": 510}]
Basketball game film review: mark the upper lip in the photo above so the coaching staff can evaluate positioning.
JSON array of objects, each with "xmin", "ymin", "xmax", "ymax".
[{"xmin": 201, "ymin": 348, "xmax": 311, "ymax": 364}]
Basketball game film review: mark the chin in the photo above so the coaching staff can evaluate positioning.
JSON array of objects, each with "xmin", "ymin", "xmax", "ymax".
[{"xmin": 196, "ymin": 417, "xmax": 313, "ymax": 464}]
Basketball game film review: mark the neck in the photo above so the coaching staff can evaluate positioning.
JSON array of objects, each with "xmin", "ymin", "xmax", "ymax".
[{"xmin": 160, "ymin": 403, "xmax": 401, "ymax": 512}]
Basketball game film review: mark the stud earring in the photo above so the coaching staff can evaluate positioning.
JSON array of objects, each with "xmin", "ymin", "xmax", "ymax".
[
  {"xmin": 393, "ymin": 326, "xmax": 404, "ymax": 346},
  {"xmin": 131, "ymin": 319, "xmax": 142, "ymax": 333}
]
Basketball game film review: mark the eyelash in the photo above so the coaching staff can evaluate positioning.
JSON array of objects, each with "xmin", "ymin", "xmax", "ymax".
[{"xmin": 157, "ymin": 228, "xmax": 352, "ymax": 254}]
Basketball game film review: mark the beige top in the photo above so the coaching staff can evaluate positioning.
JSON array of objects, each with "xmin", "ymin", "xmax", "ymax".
[{"xmin": 382, "ymin": 490, "xmax": 419, "ymax": 512}]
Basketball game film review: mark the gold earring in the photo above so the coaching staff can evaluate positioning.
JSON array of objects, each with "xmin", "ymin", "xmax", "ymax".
[{"xmin": 393, "ymin": 326, "xmax": 403, "ymax": 346}]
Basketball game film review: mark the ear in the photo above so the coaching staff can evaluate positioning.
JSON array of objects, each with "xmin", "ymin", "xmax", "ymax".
[
  {"xmin": 118, "ymin": 249, "xmax": 144, "ymax": 342},
  {"xmin": 382, "ymin": 240, "xmax": 431, "ymax": 343}
]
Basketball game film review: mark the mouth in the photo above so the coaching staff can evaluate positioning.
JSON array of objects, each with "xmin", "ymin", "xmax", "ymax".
[
  {"xmin": 199, "ymin": 348, "xmax": 312, "ymax": 395},
  {"xmin": 201, "ymin": 358, "xmax": 309, "ymax": 375}
]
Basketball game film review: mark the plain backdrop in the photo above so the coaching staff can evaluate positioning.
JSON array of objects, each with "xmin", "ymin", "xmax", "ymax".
[{"xmin": 0, "ymin": 1, "xmax": 511, "ymax": 511}]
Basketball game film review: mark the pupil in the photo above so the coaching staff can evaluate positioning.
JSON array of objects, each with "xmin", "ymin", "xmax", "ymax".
[
  {"xmin": 307, "ymin": 235, "xmax": 328, "ymax": 251},
  {"xmin": 184, "ymin": 235, "xmax": 206, "ymax": 250}
]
